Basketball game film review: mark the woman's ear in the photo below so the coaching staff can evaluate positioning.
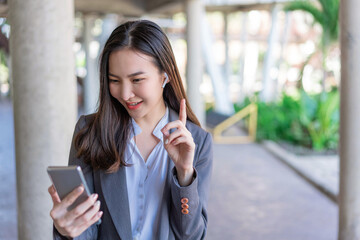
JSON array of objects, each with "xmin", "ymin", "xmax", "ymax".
[{"xmin": 162, "ymin": 72, "xmax": 169, "ymax": 88}]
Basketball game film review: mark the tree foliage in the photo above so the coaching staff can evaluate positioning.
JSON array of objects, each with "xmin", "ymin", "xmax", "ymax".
[
  {"xmin": 284, "ymin": 0, "xmax": 339, "ymax": 93},
  {"xmin": 284, "ymin": 0, "xmax": 339, "ymax": 47}
]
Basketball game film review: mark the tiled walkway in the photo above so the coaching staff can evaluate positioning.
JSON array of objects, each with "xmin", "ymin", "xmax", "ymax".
[
  {"xmin": 0, "ymin": 100, "xmax": 338, "ymax": 240},
  {"xmin": 206, "ymin": 143, "xmax": 337, "ymax": 240}
]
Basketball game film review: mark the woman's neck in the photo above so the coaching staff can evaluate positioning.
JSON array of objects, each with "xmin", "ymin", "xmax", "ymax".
[{"xmin": 134, "ymin": 101, "xmax": 167, "ymax": 134}]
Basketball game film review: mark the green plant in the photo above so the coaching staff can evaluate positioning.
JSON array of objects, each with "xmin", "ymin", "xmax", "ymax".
[
  {"xmin": 235, "ymin": 90, "xmax": 339, "ymax": 151},
  {"xmin": 284, "ymin": 0, "xmax": 339, "ymax": 47},
  {"xmin": 298, "ymin": 90, "xmax": 339, "ymax": 150}
]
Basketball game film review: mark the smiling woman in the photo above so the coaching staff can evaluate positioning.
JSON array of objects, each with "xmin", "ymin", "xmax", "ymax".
[{"xmin": 48, "ymin": 20, "xmax": 213, "ymax": 240}]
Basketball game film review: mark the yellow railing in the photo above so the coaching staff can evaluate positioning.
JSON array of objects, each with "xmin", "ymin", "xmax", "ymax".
[{"xmin": 212, "ymin": 103, "xmax": 258, "ymax": 144}]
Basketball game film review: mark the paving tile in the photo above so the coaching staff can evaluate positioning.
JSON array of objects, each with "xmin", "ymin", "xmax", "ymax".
[
  {"xmin": 263, "ymin": 140, "xmax": 339, "ymax": 201},
  {"xmin": 206, "ymin": 143, "xmax": 338, "ymax": 240}
]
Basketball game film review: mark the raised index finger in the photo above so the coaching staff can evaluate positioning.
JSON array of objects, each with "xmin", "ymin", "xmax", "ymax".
[{"xmin": 179, "ymin": 99, "xmax": 187, "ymax": 124}]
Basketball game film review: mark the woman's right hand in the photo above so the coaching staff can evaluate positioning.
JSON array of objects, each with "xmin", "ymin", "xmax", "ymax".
[{"xmin": 48, "ymin": 185, "xmax": 103, "ymax": 238}]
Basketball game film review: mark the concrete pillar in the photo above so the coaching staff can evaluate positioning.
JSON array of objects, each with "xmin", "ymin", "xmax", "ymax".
[
  {"xmin": 338, "ymin": 0, "xmax": 360, "ymax": 239},
  {"xmin": 223, "ymin": 11, "xmax": 230, "ymax": 86},
  {"xmin": 202, "ymin": 12, "xmax": 234, "ymax": 115},
  {"xmin": 238, "ymin": 11, "xmax": 248, "ymax": 104},
  {"xmin": 9, "ymin": 0, "xmax": 77, "ymax": 239},
  {"xmin": 243, "ymin": 43, "xmax": 259, "ymax": 98},
  {"xmin": 185, "ymin": 0, "xmax": 205, "ymax": 126},
  {"xmin": 261, "ymin": 4, "xmax": 280, "ymax": 103},
  {"xmin": 277, "ymin": 12, "xmax": 291, "ymax": 93},
  {"xmin": 83, "ymin": 14, "xmax": 100, "ymax": 114},
  {"xmin": 98, "ymin": 14, "xmax": 119, "ymax": 51}
]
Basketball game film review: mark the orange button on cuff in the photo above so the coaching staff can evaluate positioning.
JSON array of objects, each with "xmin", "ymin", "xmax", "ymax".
[
  {"xmin": 181, "ymin": 208, "xmax": 189, "ymax": 215},
  {"xmin": 181, "ymin": 203, "xmax": 189, "ymax": 209},
  {"xmin": 181, "ymin": 197, "xmax": 189, "ymax": 214}
]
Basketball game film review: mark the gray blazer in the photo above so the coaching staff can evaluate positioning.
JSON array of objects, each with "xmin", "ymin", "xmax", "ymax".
[{"xmin": 53, "ymin": 109, "xmax": 213, "ymax": 240}]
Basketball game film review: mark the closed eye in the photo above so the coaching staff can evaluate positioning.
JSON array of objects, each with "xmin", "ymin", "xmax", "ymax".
[
  {"xmin": 109, "ymin": 78, "xmax": 119, "ymax": 83},
  {"xmin": 132, "ymin": 78, "xmax": 144, "ymax": 83}
]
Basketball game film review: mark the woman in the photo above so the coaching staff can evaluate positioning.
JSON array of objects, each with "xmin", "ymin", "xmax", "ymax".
[{"xmin": 48, "ymin": 20, "xmax": 213, "ymax": 240}]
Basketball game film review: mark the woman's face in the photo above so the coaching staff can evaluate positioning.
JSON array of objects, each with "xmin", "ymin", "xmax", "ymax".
[{"xmin": 108, "ymin": 48, "xmax": 167, "ymax": 123}]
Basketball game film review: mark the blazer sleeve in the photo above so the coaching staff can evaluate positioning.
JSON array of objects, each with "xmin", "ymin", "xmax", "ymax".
[
  {"xmin": 169, "ymin": 131, "xmax": 213, "ymax": 240},
  {"xmin": 53, "ymin": 115, "xmax": 98, "ymax": 240}
]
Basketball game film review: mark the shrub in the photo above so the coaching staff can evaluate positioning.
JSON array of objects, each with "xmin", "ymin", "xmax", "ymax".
[{"xmin": 235, "ymin": 90, "xmax": 339, "ymax": 151}]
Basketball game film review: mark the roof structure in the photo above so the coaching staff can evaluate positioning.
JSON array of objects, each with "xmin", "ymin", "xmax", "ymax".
[{"xmin": 0, "ymin": 0, "xmax": 297, "ymax": 17}]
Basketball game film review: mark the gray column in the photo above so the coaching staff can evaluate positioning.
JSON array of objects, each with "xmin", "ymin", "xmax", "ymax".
[
  {"xmin": 223, "ymin": 11, "xmax": 230, "ymax": 86},
  {"xmin": 202, "ymin": 12, "xmax": 234, "ymax": 115},
  {"xmin": 83, "ymin": 14, "xmax": 100, "ymax": 114},
  {"xmin": 9, "ymin": 0, "xmax": 76, "ymax": 239},
  {"xmin": 339, "ymin": 0, "xmax": 360, "ymax": 239},
  {"xmin": 185, "ymin": 0, "xmax": 205, "ymax": 126},
  {"xmin": 98, "ymin": 14, "xmax": 119, "ymax": 51},
  {"xmin": 238, "ymin": 11, "xmax": 248, "ymax": 104},
  {"xmin": 276, "ymin": 12, "xmax": 291, "ymax": 92},
  {"xmin": 261, "ymin": 4, "xmax": 280, "ymax": 102}
]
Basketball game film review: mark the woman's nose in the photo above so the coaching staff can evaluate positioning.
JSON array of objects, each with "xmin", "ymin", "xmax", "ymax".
[{"xmin": 120, "ymin": 84, "xmax": 135, "ymax": 101}]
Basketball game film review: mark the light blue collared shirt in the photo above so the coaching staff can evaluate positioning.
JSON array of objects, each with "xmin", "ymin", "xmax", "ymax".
[{"xmin": 125, "ymin": 107, "xmax": 170, "ymax": 240}]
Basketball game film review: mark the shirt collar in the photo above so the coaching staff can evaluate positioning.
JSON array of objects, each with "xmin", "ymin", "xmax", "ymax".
[
  {"xmin": 130, "ymin": 106, "xmax": 169, "ymax": 142},
  {"xmin": 152, "ymin": 107, "xmax": 169, "ymax": 141}
]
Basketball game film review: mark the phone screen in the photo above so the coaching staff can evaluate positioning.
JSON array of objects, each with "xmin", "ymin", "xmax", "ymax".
[
  {"xmin": 47, "ymin": 166, "xmax": 101, "ymax": 225},
  {"xmin": 47, "ymin": 166, "xmax": 91, "ymax": 211}
]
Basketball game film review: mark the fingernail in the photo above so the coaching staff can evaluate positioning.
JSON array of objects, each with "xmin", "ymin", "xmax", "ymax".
[
  {"xmin": 77, "ymin": 186, "xmax": 84, "ymax": 193},
  {"xmin": 98, "ymin": 211, "xmax": 103, "ymax": 217},
  {"xmin": 95, "ymin": 200, "xmax": 100, "ymax": 207},
  {"xmin": 91, "ymin": 193, "xmax": 98, "ymax": 200},
  {"xmin": 165, "ymin": 139, "xmax": 169, "ymax": 144}
]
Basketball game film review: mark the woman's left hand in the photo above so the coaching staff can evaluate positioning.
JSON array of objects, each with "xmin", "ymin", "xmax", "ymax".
[{"xmin": 162, "ymin": 99, "xmax": 195, "ymax": 186}]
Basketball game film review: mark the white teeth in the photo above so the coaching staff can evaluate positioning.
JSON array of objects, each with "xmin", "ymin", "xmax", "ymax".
[{"xmin": 129, "ymin": 102, "xmax": 140, "ymax": 106}]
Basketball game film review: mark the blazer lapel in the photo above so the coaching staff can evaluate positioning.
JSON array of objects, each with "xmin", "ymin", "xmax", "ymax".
[{"xmin": 100, "ymin": 167, "xmax": 132, "ymax": 240}]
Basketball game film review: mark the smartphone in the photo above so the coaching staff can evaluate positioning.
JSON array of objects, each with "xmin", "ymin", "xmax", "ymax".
[{"xmin": 47, "ymin": 165, "xmax": 101, "ymax": 225}]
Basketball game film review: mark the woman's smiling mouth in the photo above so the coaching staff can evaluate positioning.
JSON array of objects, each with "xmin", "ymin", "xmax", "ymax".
[{"xmin": 126, "ymin": 101, "xmax": 143, "ymax": 110}]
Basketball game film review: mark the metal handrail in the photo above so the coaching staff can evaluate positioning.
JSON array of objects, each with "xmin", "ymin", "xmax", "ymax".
[{"xmin": 212, "ymin": 103, "xmax": 258, "ymax": 144}]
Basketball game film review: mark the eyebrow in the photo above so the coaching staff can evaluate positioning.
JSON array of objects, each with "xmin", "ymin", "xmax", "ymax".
[{"xmin": 108, "ymin": 71, "xmax": 146, "ymax": 78}]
